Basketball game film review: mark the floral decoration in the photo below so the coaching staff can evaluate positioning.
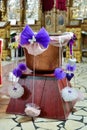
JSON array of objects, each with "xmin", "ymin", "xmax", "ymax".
[{"xmin": 8, "ymin": 42, "xmax": 19, "ymax": 49}]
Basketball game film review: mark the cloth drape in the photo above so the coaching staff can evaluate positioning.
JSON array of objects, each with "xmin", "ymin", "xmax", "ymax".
[
  {"xmin": 41, "ymin": 0, "xmax": 67, "ymax": 12},
  {"xmin": 56, "ymin": 0, "xmax": 67, "ymax": 11},
  {"xmin": 41, "ymin": 0, "xmax": 54, "ymax": 12}
]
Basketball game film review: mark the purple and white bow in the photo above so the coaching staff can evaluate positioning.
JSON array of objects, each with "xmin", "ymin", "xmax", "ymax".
[{"xmin": 20, "ymin": 25, "xmax": 50, "ymax": 48}]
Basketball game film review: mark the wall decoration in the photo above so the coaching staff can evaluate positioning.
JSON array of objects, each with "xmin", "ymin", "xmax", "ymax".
[
  {"xmin": 58, "ymin": 14, "xmax": 64, "ymax": 25},
  {"xmin": 71, "ymin": 0, "xmax": 87, "ymax": 19},
  {"xmin": 56, "ymin": 11, "xmax": 66, "ymax": 33},
  {"xmin": 7, "ymin": 0, "xmax": 21, "ymax": 24},
  {"xmin": 45, "ymin": 15, "xmax": 51, "ymax": 25},
  {"xmin": 25, "ymin": 0, "xmax": 39, "ymax": 23}
]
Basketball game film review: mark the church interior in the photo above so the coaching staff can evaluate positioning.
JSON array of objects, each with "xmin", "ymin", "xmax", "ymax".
[{"xmin": 0, "ymin": 0, "xmax": 87, "ymax": 130}]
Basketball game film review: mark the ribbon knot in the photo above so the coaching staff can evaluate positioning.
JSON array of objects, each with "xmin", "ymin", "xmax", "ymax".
[{"xmin": 28, "ymin": 36, "xmax": 36, "ymax": 44}]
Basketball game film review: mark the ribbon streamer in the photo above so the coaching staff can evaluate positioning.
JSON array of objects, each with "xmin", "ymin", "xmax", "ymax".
[{"xmin": 68, "ymin": 34, "xmax": 77, "ymax": 55}]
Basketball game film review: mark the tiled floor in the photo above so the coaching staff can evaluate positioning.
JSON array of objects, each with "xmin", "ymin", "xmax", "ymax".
[{"xmin": 0, "ymin": 57, "xmax": 87, "ymax": 130}]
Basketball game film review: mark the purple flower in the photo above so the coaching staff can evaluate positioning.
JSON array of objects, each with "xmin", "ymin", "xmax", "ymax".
[
  {"xmin": 66, "ymin": 63, "xmax": 76, "ymax": 72},
  {"xmin": 54, "ymin": 68, "xmax": 66, "ymax": 80},
  {"xmin": 13, "ymin": 68, "xmax": 22, "ymax": 77},
  {"xmin": 18, "ymin": 63, "xmax": 27, "ymax": 71}
]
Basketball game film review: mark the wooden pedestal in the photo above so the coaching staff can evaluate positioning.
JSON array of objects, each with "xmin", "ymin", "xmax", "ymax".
[{"xmin": 6, "ymin": 73, "xmax": 76, "ymax": 120}]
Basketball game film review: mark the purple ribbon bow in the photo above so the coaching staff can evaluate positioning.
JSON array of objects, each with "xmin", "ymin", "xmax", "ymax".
[
  {"xmin": 20, "ymin": 25, "xmax": 50, "ymax": 48},
  {"xmin": 68, "ymin": 34, "xmax": 77, "ymax": 55}
]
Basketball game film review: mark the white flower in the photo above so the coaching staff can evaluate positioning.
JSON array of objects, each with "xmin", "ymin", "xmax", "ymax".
[{"xmin": 61, "ymin": 86, "xmax": 78, "ymax": 102}]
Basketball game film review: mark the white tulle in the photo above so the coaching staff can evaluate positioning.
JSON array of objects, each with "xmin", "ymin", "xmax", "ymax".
[
  {"xmin": 22, "ymin": 32, "xmax": 74, "ymax": 55},
  {"xmin": 25, "ymin": 103, "xmax": 41, "ymax": 117},
  {"xmin": 61, "ymin": 86, "xmax": 78, "ymax": 102},
  {"xmin": 50, "ymin": 32, "xmax": 74, "ymax": 47},
  {"xmin": 8, "ymin": 83, "xmax": 24, "ymax": 99},
  {"xmin": 23, "ymin": 43, "xmax": 47, "ymax": 56},
  {"xmin": 68, "ymin": 58, "xmax": 76, "ymax": 66},
  {"xmin": 8, "ymin": 72, "xmax": 19, "ymax": 82}
]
